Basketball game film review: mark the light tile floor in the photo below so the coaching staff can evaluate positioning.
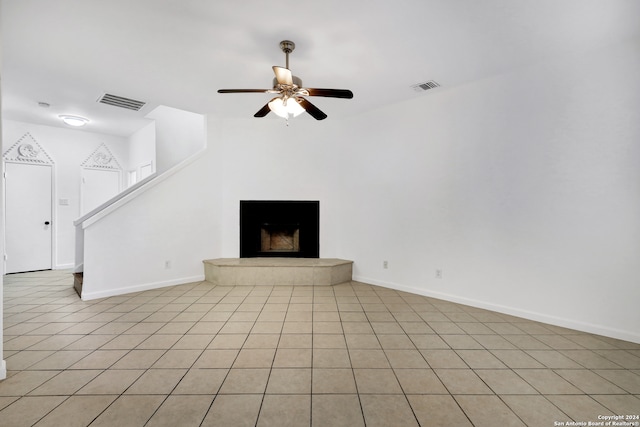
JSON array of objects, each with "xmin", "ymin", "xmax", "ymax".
[{"xmin": 1, "ymin": 270, "xmax": 639, "ymax": 426}]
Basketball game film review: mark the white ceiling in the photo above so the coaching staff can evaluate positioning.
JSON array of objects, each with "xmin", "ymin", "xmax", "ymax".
[{"xmin": 2, "ymin": 0, "xmax": 639, "ymax": 137}]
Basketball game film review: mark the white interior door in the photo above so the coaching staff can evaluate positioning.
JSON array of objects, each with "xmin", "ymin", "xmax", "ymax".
[
  {"xmin": 139, "ymin": 162, "xmax": 153, "ymax": 180},
  {"xmin": 4, "ymin": 162, "xmax": 53, "ymax": 273},
  {"xmin": 81, "ymin": 168, "xmax": 121, "ymax": 215}
]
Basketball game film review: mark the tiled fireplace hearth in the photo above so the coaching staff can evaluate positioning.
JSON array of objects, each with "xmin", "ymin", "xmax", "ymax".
[{"xmin": 203, "ymin": 258, "xmax": 353, "ymax": 286}]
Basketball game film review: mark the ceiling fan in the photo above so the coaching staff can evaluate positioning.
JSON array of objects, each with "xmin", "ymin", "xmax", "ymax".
[{"xmin": 218, "ymin": 40, "xmax": 353, "ymax": 121}]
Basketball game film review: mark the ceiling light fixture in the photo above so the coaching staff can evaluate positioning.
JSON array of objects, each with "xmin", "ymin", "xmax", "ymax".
[
  {"xmin": 268, "ymin": 97, "xmax": 305, "ymax": 119},
  {"xmin": 218, "ymin": 40, "xmax": 353, "ymax": 121},
  {"xmin": 59, "ymin": 115, "xmax": 89, "ymax": 127}
]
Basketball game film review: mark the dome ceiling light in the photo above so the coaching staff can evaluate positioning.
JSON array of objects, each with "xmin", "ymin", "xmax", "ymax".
[{"xmin": 59, "ymin": 115, "xmax": 89, "ymax": 127}]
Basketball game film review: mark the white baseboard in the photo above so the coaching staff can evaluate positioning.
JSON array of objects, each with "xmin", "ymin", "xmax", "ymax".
[
  {"xmin": 55, "ymin": 263, "xmax": 74, "ymax": 270},
  {"xmin": 353, "ymin": 275, "xmax": 640, "ymax": 345},
  {"xmin": 0, "ymin": 360, "xmax": 6, "ymax": 381},
  {"xmin": 81, "ymin": 275, "xmax": 205, "ymax": 300}
]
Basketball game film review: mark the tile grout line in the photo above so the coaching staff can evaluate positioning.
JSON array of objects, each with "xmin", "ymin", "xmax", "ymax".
[
  {"xmin": 252, "ymin": 283, "xmax": 290, "ymax": 427},
  {"xmin": 345, "ymin": 282, "xmax": 368, "ymax": 427},
  {"xmin": 388, "ymin": 287, "xmax": 432, "ymax": 427}
]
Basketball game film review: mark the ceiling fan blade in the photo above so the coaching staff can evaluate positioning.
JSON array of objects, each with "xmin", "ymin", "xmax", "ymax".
[
  {"xmin": 218, "ymin": 89, "xmax": 271, "ymax": 94},
  {"xmin": 254, "ymin": 103, "xmax": 271, "ymax": 118},
  {"xmin": 273, "ymin": 66, "xmax": 293, "ymax": 86},
  {"xmin": 305, "ymin": 88, "xmax": 354, "ymax": 99},
  {"xmin": 298, "ymin": 98, "xmax": 327, "ymax": 120}
]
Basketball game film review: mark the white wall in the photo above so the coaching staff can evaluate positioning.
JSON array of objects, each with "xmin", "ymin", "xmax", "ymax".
[
  {"xmin": 127, "ymin": 121, "xmax": 156, "ymax": 184},
  {"xmin": 338, "ymin": 37, "xmax": 640, "ymax": 342},
  {"xmin": 81, "ymin": 146, "xmax": 218, "ymax": 299},
  {"xmin": 1, "ymin": 21, "xmax": 6, "ymax": 379},
  {"xmin": 146, "ymin": 105, "xmax": 206, "ymax": 173},
  {"xmin": 2, "ymin": 120, "xmax": 129, "ymax": 268},
  {"xmin": 216, "ymin": 117, "xmax": 344, "ymax": 258}
]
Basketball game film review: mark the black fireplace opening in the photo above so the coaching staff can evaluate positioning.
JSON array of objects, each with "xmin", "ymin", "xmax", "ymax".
[{"xmin": 240, "ymin": 201, "xmax": 319, "ymax": 258}]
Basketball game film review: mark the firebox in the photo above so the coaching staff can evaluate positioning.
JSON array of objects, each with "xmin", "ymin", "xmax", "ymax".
[{"xmin": 240, "ymin": 201, "xmax": 319, "ymax": 258}]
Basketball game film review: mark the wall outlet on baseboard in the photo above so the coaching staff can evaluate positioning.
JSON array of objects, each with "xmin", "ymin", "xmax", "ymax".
[
  {"xmin": 383, "ymin": 260, "xmax": 388, "ymax": 269},
  {"xmin": 435, "ymin": 269, "xmax": 443, "ymax": 279},
  {"xmin": 164, "ymin": 260, "xmax": 171, "ymax": 269}
]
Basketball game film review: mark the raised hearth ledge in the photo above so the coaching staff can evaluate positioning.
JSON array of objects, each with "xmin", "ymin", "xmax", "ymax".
[{"xmin": 203, "ymin": 258, "xmax": 353, "ymax": 286}]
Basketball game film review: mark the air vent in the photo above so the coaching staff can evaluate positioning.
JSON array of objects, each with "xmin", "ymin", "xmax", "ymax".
[
  {"xmin": 411, "ymin": 80, "xmax": 440, "ymax": 92},
  {"xmin": 97, "ymin": 93, "xmax": 146, "ymax": 111}
]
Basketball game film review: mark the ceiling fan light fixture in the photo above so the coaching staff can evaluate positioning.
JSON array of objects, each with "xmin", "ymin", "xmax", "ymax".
[
  {"xmin": 268, "ymin": 97, "xmax": 305, "ymax": 119},
  {"xmin": 218, "ymin": 40, "xmax": 352, "ymax": 121},
  {"xmin": 59, "ymin": 115, "xmax": 89, "ymax": 127}
]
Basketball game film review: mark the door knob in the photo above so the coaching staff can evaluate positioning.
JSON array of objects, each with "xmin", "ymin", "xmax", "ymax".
[{"xmin": 44, "ymin": 221, "xmax": 50, "ymax": 225}]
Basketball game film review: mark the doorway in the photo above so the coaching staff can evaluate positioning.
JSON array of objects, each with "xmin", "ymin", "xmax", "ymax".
[
  {"xmin": 79, "ymin": 143, "xmax": 123, "ymax": 215},
  {"xmin": 81, "ymin": 168, "xmax": 121, "ymax": 215},
  {"xmin": 4, "ymin": 162, "xmax": 53, "ymax": 273}
]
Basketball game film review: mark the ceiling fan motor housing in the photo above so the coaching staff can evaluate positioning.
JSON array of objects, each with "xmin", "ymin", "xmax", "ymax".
[{"xmin": 273, "ymin": 76, "xmax": 303, "ymax": 88}]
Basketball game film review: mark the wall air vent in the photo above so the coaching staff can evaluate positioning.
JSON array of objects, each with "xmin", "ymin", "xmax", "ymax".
[
  {"xmin": 411, "ymin": 80, "xmax": 440, "ymax": 92},
  {"xmin": 97, "ymin": 93, "xmax": 146, "ymax": 111}
]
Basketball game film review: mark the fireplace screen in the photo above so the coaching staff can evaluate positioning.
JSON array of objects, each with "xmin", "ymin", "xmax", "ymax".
[{"xmin": 240, "ymin": 201, "xmax": 319, "ymax": 258}]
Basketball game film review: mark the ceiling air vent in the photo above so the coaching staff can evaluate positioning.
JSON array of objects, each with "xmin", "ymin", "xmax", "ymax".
[
  {"xmin": 97, "ymin": 93, "xmax": 146, "ymax": 111},
  {"xmin": 411, "ymin": 80, "xmax": 440, "ymax": 93}
]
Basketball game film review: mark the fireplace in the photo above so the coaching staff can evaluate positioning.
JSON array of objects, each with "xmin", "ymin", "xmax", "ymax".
[
  {"xmin": 261, "ymin": 224, "xmax": 300, "ymax": 252},
  {"xmin": 240, "ymin": 201, "xmax": 319, "ymax": 258}
]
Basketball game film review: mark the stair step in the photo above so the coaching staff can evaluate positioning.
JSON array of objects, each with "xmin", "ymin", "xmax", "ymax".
[{"xmin": 73, "ymin": 272, "xmax": 83, "ymax": 297}]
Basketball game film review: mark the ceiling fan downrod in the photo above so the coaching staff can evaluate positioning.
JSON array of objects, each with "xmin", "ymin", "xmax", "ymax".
[{"xmin": 280, "ymin": 40, "xmax": 295, "ymax": 69}]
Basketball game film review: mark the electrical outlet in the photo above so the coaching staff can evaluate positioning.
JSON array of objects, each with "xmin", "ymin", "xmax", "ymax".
[
  {"xmin": 164, "ymin": 260, "xmax": 171, "ymax": 269},
  {"xmin": 435, "ymin": 269, "xmax": 442, "ymax": 279},
  {"xmin": 383, "ymin": 260, "xmax": 388, "ymax": 269}
]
